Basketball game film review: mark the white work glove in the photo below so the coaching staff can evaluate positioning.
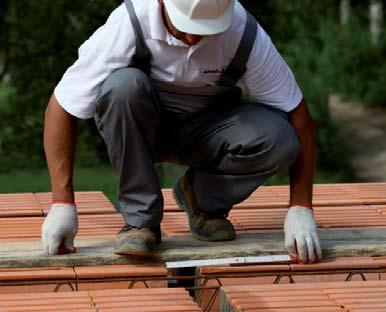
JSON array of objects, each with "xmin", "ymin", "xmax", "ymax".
[
  {"xmin": 42, "ymin": 203, "xmax": 78, "ymax": 255},
  {"xmin": 284, "ymin": 206, "xmax": 322, "ymax": 264}
]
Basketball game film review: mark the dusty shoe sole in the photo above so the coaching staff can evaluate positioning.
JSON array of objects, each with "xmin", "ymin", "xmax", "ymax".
[
  {"xmin": 114, "ymin": 241, "xmax": 154, "ymax": 257},
  {"xmin": 173, "ymin": 179, "xmax": 235, "ymax": 242},
  {"xmin": 113, "ymin": 225, "xmax": 161, "ymax": 257},
  {"xmin": 192, "ymin": 228, "xmax": 235, "ymax": 242}
]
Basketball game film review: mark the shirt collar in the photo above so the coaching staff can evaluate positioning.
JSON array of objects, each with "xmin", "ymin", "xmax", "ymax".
[
  {"xmin": 148, "ymin": 1, "xmax": 188, "ymax": 47},
  {"xmin": 148, "ymin": 1, "xmax": 167, "ymax": 42}
]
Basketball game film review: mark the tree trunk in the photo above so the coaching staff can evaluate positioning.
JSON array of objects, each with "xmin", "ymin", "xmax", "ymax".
[
  {"xmin": 370, "ymin": 0, "xmax": 383, "ymax": 44},
  {"xmin": 340, "ymin": 0, "xmax": 351, "ymax": 26}
]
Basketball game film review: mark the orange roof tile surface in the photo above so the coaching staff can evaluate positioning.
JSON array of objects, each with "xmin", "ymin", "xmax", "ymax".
[
  {"xmin": 74, "ymin": 264, "xmax": 166, "ymax": 280},
  {"xmin": 90, "ymin": 288, "xmax": 201, "ymax": 312},
  {"xmin": 0, "ymin": 267, "xmax": 76, "ymax": 281},
  {"xmin": 0, "ymin": 291, "xmax": 95, "ymax": 311},
  {"xmin": 222, "ymin": 280, "xmax": 386, "ymax": 312},
  {"xmin": 36, "ymin": 191, "xmax": 115, "ymax": 216},
  {"xmin": 0, "ymin": 288, "xmax": 201, "ymax": 312},
  {"xmin": 197, "ymin": 256, "xmax": 386, "ymax": 311},
  {"xmin": 0, "ymin": 193, "xmax": 41, "ymax": 218},
  {"xmin": 1, "ymin": 183, "xmax": 386, "ymax": 241}
]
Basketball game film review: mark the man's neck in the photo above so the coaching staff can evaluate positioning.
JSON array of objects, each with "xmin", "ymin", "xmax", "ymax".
[{"xmin": 160, "ymin": 5, "xmax": 203, "ymax": 46}]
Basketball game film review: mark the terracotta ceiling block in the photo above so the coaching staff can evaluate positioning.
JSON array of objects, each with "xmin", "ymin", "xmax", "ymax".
[
  {"xmin": 0, "ymin": 267, "xmax": 75, "ymax": 281},
  {"xmin": 291, "ymin": 257, "xmax": 379, "ymax": 272},
  {"xmin": 0, "ymin": 193, "xmax": 42, "ymax": 218},
  {"xmin": 0, "ymin": 217, "xmax": 43, "ymax": 241},
  {"xmin": 0, "ymin": 290, "xmax": 95, "ymax": 311},
  {"xmin": 36, "ymin": 192, "xmax": 115, "ymax": 216},
  {"xmin": 74, "ymin": 264, "xmax": 166, "ymax": 279},
  {"xmin": 90, "ymin": 288, "xmax": 201, "ymax": 312},
  {"xmin": 221, "ymin": 281, "xmax": 386, "ymax": 312},
  {"xmin": 199, "ymin": 263, "xmax": 290, "ymax": 275}
]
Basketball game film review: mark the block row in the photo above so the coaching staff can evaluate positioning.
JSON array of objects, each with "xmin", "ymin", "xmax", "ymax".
[
  {"xmin": 0, "ymin": 287, "xmax": 201, "ymax": 312},
  {"xmin": 2, "ymin": 204, "xmax": 386, "ymax": 241},
  {"xmin": 221, "ymin": 280, "xmax": 386, "ymax": 312},
  {"xmin": 1, "ymin": 183, "xmax": 386, "ymax": 218}
]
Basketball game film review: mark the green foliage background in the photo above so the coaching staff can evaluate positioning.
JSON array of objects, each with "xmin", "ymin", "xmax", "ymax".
[
  {"xmin": 0, "ymin": 0, "xmax": 118, "ymax": 170},
  {"xmin": 1, "ymin": 0, "xmax": 384, "ymax": 187}
]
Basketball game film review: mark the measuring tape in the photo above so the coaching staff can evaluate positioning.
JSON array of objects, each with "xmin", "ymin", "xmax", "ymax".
[{"xmin": 166, "ymin": 255, "xmax": 291, "ymax": 269}]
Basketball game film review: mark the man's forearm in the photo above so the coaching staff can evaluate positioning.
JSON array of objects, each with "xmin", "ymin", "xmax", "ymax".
[
  {"xmin": 288, "ymin": 100, "xmax": 317, "ymax": 208},
  {"xmin": 44, "ymin": 94, "xmax": 77, "ymax": 204}
]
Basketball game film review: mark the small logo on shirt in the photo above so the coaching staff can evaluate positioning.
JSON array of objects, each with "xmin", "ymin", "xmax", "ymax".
[{"xmin": 203, "ymin": 68, "xmax": 225, "ymax": 74}]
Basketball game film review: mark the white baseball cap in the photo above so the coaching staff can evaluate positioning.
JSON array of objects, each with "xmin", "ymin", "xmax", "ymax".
[{"xmin": 163, "ymin": 0, "xmax": 236, "ymax": 35}]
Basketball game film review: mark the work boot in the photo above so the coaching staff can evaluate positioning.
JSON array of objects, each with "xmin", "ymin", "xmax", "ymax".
[
  {"xmin": 114, "ymin": 224, "xmax": 161, "ymax": 256},
  {"xmin": 173, "ymin": 170, "xmax": 235, "ymax": 242}
]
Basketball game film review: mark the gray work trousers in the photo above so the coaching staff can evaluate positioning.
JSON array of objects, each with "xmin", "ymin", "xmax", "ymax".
[{"xmin": 94, "ymin": 68, "xmax": 301, "ymax": 228}]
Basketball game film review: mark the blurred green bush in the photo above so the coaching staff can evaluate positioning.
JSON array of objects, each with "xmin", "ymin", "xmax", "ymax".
[
  {"xmin": 0, "ymin": 0, "xmax": 119, "ymax": 171},
  {"xmin": 244, "ymin": 0, "xmax": 351, "ymax": 178},
  {"xmin": 334, "ymin": 17, "xmax": 386, "ymax": 107}
]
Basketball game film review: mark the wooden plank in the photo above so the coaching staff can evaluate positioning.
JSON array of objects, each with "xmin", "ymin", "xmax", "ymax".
[{"xmin": 1, "ymin": 228, "xmax": 386, "ymax": 268}]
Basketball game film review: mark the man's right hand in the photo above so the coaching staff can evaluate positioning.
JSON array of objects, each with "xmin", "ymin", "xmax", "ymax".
[{"xmin": 42, "ymin": 203, "xmax": 78, "ymax": 255}]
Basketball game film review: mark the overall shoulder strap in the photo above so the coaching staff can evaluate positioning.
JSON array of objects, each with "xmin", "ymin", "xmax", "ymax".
[
  {"xmin": 124, "ymin": 0, "xmax": 152, "ymax": 75},
  {"xmin": 218, "ymin": 12, "xmax": 257, "ymax": 86}
]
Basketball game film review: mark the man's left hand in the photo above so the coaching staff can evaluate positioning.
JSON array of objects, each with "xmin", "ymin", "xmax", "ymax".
[{"xmin": 284, "ymin": 206, "xmax": 322, "ymax": 264}]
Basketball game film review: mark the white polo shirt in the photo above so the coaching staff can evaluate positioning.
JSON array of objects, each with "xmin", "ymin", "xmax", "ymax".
[{"xmin": 54, "ymin": 0, "xmax": 303, "ymax": 119}]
